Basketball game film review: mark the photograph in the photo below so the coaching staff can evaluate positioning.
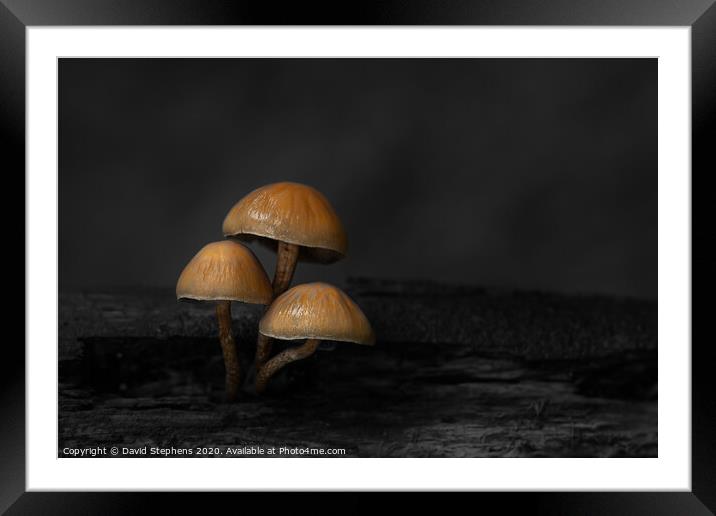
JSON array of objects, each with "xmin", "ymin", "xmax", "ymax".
[
  {"xmin": 4, "ymin": 0, "xmax": 707, "ymax": 508},
  {"xmin": 2, "ymin": 0, "xmax": 708, "ymax": 506},
  {"xmin": 57, "ymin": 57, "xmax": 657, "ymax": 459}
]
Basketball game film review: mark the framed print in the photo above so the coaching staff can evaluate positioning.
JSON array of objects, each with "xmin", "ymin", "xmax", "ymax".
[{"xmin": 4, "ymin": 0, "xmax": 711, "ymax": 513}]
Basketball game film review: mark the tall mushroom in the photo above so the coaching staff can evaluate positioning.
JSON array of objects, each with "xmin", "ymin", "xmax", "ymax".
[
  {"xmin": 222, "ymin": 182, "xmax": 348, "ymax": 370},
  {"xmin": 255, "ymin": 282, "xmax": 374, "ymax": 394},
  {"xmin": 176, "ymin": 240, "xmax": 272, "ymax": 401}
]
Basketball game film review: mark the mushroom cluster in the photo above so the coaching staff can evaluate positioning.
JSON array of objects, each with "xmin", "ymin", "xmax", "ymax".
[{"xmin": 176, "ymin": 182, "xmax": 374, "ymax": 400}]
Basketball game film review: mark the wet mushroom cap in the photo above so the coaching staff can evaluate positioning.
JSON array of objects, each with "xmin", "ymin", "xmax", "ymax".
[
  {"xmin": 259, "ymin": 282, "xmax": 375, "ymax": 345},
  {"xmin": 176, "ymin": 240, "xmax": 273, "ymax": 304},
  {"xmin": 222, "ymin": 182, "xmax": 348, "ymax": 263}
]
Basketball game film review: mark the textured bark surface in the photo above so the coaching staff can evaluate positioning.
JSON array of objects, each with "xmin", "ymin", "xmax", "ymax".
[{"xmin": 59, "ymin": 278, "xmax": 657, "ymax": 458}]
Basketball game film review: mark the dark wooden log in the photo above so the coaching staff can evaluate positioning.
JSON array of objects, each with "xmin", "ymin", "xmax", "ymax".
[{"xmin": 59, "ymin": 278, "xmax": 657, "ymax": 458}]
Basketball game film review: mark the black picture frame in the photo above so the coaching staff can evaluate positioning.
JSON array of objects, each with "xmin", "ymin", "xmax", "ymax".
[{"xmin": 3, "ymin": 1, "xmax": 710, "ymax": 513}]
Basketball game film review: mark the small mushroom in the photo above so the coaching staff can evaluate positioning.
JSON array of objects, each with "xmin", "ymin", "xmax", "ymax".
[
  {"xmin": 176, "ymin": 240, "xmax": 272, "ymax": 401},
  {"xmin": 255, "ymin": 282, "xmax": 374, "ymax": 394},
  {"xmin": 222, "ymin": 182, "xmax": 347, "ymax": 370}
]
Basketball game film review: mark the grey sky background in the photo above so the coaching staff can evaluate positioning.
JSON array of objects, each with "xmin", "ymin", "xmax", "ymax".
[{"xmin": 59, "ymin": 58, "xmax": 656, "ymax": 299}]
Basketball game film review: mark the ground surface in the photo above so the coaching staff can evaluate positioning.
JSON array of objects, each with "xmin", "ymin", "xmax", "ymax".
[{"xmin": 59, "ymin": 278, "xmax": 657, "ymax": 458}]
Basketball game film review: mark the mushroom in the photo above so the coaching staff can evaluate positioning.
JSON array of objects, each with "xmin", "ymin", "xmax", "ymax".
[
  {"xmin": 222, "ymin": 182, "xmax": 347, "ymax": 370},
  {"xmin": 255, "ymin": 282, "xmax": 374, "ymax": 394},
  {"xmin": 176, "ymin": 240, "xmax": 272, "ymax": 401}
]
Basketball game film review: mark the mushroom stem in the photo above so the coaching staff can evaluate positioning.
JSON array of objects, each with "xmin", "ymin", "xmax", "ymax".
[
  {"xmin": 255, "ymin": 241, "xmax": 300, "ymax": 371},
  {"xmin": 216, "ymin": 300, "xmax": 241, "ymax": 402},
  {"xmin": 256, "ymin": 339, "xmax": 320, "ymax": 394},
  {"xmin": 272, "ymin": 241, "xmax": 300, "ymax": 296},
  {"xmin": 255, "ymin": 333, "xmax": 273, "ymax": 372}
]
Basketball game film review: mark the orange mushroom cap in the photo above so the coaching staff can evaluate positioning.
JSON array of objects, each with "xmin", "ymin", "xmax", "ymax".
[
  {"xmin": 259, "ymin": 282, "xmax": 375, "ymax": 345},
  {"xmin": 176, "ymin": 240, "xmax": 272, "ymax": 305},
  {"xmin": 222, "ymin": 182, "xmax": 347, "ymax": 263}
]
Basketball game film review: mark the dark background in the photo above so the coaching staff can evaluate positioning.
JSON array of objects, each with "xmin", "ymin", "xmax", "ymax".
[{"xmin": 59, "ymin": 58, "xmax": 656, "ymax": 299}]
